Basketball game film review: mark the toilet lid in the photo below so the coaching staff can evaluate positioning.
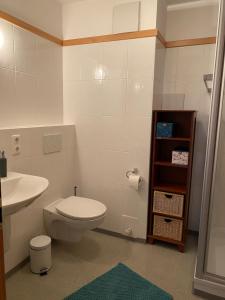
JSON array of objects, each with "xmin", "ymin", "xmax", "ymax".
[{"xmin": 56, "ymin": 196, "xmax": 107, "ymax": 220}]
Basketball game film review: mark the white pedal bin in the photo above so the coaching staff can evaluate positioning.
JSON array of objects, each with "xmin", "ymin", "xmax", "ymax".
[{"xmin": 30, "ymin": 235, "xmax": 52, "ymax": 274}]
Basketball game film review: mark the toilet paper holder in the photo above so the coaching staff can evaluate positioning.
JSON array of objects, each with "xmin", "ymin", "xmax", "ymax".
[{"xmin": 126, "ymin": 168, "xmax": 139, "ymax": 178}]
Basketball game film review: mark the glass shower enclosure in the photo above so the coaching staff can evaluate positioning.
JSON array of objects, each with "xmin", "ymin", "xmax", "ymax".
[{"xmin": 194, "ymin": 0, "xmax": 225, "ymax": 298}]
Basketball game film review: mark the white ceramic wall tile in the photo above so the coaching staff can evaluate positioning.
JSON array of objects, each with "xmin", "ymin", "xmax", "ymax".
[
  {"xmin": 0, "ymin": 20, "xmax": 14, "ymax": 70},
  {"xmin": 82, "ymin": 44, "xmax": 103, "ymax": 80},
  {"xmin": 102, "ymin": 41, "xmax": 127, "ymax": 79},
  {"xmin": 101, "ymin": 116, "xmax": 128, "ymax": 152},
  {"xmin": 63, "ymin": 37, "xmax": 156, "ymax": 239},
  {"xmin": 0, "ymin": 18, "xmax": 63, "ymax": 128},
  {"xmin": 15, "ymin": 72, "xmax": 37, "ymax": 125},
  {"xmin": 14, "ymin": 26, "xmax": 37, "ymax": 75},
  {"xmin": 63, "ymin": 45, "xmax": 85, "ymax": 81},
  {"xmin": 127, "ymin": 38, "xmax": 156, "ymax": 79},
  {"xmin": 0, "ymin": 68, "xmax": 16, "ymax": 127},
  {"xmin": 1, "ymin": 125, "xmax": 76, "ymax": 273},
  {"xmin": 163, "ymin": 44, "xmax": 216, "ymax": 231},
  {"xmin": 101, "ymin": 79, "xmax": 126, "ymax": 116},
  {"xmin": 126, "ymin": 78, "xmax": 154, "ymax": 117}
]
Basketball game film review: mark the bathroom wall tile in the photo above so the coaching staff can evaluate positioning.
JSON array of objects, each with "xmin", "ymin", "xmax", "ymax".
[
  {"xmin": 82, "ymin": 44, "xmax": 103, "ymax": 80},
  {"xmin": 0, "ymin": 68, "xmax": 16, "ymax": 128},
  {"xmin": 1, "ymin": 125, "xmax": 76, "ymax": 273},
  {"xmin": 63, "ymin": 45, "xmax": 85, "ymax": 81},
  {"xmin": 154, "ymin": 40, "xmax": 166, "ymax": 82},
  {"xmin": 101, "ymin": 79, "xmax": 126, "ymax": 116},
  {"xmin": 102, "ymin": 41, "xmax": 127, "ymax": 79},
  {"xmin": 162, "ymin": 94, "xmax": 185, "ymax": 110},
  {"xmin": 126, "ymin": 78, "xmax": 154, "ymax": 117},
  {"xmin": 36, "ymin": 77, "xmax": 63, "ymax": 124},
  {"xmin": 14, "ymin": 26, "xmax": 37, "ymax": 75},
  {"xmin": 0, "ymin": 20, "xmax": 14, "ymax": 70},
  {"xmin": 127, "ymin": 37, "xmax": 156, "ymax": 79},
  {"xmin": 163, "ymin": 44, "xmax": 216, "ymax": 231},
  {"xmin": 73, "ymin": 115, "xmax": 103, "ymax": 150},
  {"xmin": 101, "ymin": 116, "xmax": 128, "ymax": 152},
  {"xmin": 65, "ymin": 80, "xmax": 103, "ymax": 117},
  {"xmin": 125, "ymin": 116, "xmax": 152, "ymax": 152},
  {"xmin": 15, "ymin": 72, "xmax": 38, "ymax": 126},
  {"xmin": 163, "ymin": 48, "xmax": 179, "ymax": 83},
  {"xmin": 36, "ymin": 36, "xmax": 62, "ymax": 79},
  {"xmin": 177, "ymin": 45, "xmax": 206, "ymax": 81}
]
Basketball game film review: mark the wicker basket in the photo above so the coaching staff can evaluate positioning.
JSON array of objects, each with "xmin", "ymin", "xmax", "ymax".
[
  {"xmin": 153, "ymin": 215, "xmax": 183, "ymax": 241},
  {"xmin": 153, "ymin": 191, "xmax": 184, "ymax": 217}
]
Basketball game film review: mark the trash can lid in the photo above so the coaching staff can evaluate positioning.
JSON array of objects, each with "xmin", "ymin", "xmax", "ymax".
[{"xmin": 30, "ymin": 235, "xmax": 51, "ymax": 250}]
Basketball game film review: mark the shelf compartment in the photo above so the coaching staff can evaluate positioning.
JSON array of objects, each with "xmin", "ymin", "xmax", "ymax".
[
  {"xmin": 154, "ymin": 161, "xmax": 188, "ymax": 168},
  {"xmin": 153, "ymin": 212, "xmax": 184, "ymax": 220},
  {"xmin": 153, "ymin": 183, "xmax": 187, "ymax": 194},
  {"xmin": 153, "ymin": 190, "xmax": 184, "ymax": 217},
  {"xmin": 156, "ymin": 111, "xmax": 194, "ymax": 138},
  {"xmin": 155, "ymin": 137, "xmax": 191, "ymax": 142},
  {"xmin": 148, "ymin": 235, "xmax": 184, "ymax": 247},
  {"xmin": 153, "ymin": 215, "xmax": 183, "ymax": 242},
  {"xmin": 153, "ymin": 165, "xmax": 188, "ymax": 189},
  {"xmin": 155, "ymin": 139, "xmax": 190, "ymax": 163}
]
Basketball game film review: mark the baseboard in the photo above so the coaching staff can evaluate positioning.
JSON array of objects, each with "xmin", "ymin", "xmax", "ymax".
[
  {"xmin": 5, "ymin": 257, "xmax": 29, "ymax": 279},
  {"xmin": 194, "ymin": 274, "xmax": 225, "ymax": 299},
  {"xmin": 94, "ymin": 228, "xmax": 146, "ymax": 244}
]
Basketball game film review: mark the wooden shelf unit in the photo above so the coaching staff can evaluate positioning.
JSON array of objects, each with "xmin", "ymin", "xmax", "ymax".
[{"xmin": 147, "ymin": 110, "xmax": 196, "ymax": 252}]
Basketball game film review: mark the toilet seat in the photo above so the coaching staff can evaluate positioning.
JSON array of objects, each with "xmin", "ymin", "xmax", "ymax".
[{"xmin": 56, "ymin": 196, "xmax": 106, "ymax": 221}]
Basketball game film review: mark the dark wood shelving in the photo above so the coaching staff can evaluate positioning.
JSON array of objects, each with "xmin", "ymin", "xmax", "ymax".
[
  {"xmin": 153, "ymin": 212, "xmax": 184, "ymax": 220},
  {"xmin": 153, "ymin": 183, "xmax": 187, "ymax": 194},
  {"xmin": 154, "ymin": 161, "xmax": 188, "ymax": 168},
  {"xmin": 147, "ymin": 110, "xmax": 196, "ymax": 252},
  {"xmin": 155, "ymin": 137, "xmax": 191, "ymax": 142}
]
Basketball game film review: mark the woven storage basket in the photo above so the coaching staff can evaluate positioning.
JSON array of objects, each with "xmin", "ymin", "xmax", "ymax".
[
  {"xmin": 153, "ymin": 191, "xmax": 184, "ymax": 217},
  {"xmin": 153, "ymin": 215, "xmax": 183, "ymax": 241}
]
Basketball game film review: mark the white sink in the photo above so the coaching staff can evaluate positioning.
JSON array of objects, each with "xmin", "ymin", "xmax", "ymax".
[{"xmin": 1, "ymin": 172, "xmax": 49, "ymax": 216}]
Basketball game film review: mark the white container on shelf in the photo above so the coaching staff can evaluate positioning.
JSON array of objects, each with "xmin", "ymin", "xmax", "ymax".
[
  {"xmin": 30, "ymin": 235, "xmax": 52, "ymax": 274},
  {"xmin": 172, "ymin": 151, "xmax": 189, "ymax": 165}
]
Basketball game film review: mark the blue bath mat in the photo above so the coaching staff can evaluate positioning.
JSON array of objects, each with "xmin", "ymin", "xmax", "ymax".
[{"xmin": 65, "ymin": 263, "xmax": 173, "ymax": 300}]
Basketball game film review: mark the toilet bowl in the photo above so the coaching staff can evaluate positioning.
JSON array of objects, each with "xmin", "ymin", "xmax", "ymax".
[{"xmin": 43, "ymin": 196, "xmax": 107, "ymax": 242}]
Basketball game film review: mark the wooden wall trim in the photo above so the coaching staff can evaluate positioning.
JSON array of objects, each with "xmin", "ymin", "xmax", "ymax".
[
  {"xmin": 63, "ymin": 29, "xmax": 158, "ymax": 46},
  {"xmin": 0, "ymin": 10, "xmax": 217, "ymax": 48},
  {"xmin": 0, "ymin": 10, "xmax": 62, "ymax": 46},
  {"xmin": 166, "ymin": 37, "xmax": 216, "ymax": 48}
]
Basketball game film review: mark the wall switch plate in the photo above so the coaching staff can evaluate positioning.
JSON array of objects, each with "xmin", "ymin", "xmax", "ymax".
[
  {"xmin": 43, "ymin": 134, "xmax": 62, "ymax": 154},
  {"xmin": 11, "ymin": 134, "xmax": 21, "ymax": 155}
]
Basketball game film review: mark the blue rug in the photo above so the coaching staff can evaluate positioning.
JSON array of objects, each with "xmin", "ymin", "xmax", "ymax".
[{"xmin": 65, "ymin": 263, "xmax": 173, "ymax": 299}]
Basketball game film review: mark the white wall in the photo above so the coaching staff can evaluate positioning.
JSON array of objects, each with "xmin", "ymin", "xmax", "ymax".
[
  {"xmin": 1, "ymin": 125, "xmax": 76, "ymax": 273},
  {"xmin": 163, "ymin": 3, "xmax": 218, "ymax": 231},
  {"xmin": 166, "ymin": 3, "xmax": 218, "ymax": 40},
  {"xmin": 63, "ymin": 38, "xmax": 156, "ymax": 239},
  {"xmin": 62, "ymin": 0, "xmax": 161, "ymax": 239},
  {"xmin": 0, "ymin": 18, "xmax": 63, "ymax": 128},
  {"xmin": 63, "ymin": 0, "xmax": 157, "ymax": 39},
  {"xmin": 0, "ymin": 0, "xmax": 62, "ymax": 37}
]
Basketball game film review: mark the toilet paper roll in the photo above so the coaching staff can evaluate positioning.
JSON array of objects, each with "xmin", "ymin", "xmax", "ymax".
[{"xmin": 128, "ymin": 174, "xmax": 142, "ymax": 190}]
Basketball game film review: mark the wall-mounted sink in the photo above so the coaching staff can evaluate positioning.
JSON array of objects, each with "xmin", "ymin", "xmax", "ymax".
[{"xmin": 1, "ymin": 172, "xmax": 49, "ymax": 216}]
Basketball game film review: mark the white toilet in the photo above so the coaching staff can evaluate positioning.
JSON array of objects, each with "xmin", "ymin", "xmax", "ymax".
[{"xmin": 43, "ymin": 196, "xmax": 107, "ymax": 242}]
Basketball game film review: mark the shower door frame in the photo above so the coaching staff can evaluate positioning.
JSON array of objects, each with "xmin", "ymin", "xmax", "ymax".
[
  {"xmin": 194, "ymin": 0, "xmax": 225, "ymax": 297},
  {"xmin": 0, "ymin": 181, "xmax": 6, "ymax": 300}
]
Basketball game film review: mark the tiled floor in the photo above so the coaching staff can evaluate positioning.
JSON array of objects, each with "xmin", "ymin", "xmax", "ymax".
[{"xmin": 6, "ymin": 231, "xmax": 205, "ymax": 300}]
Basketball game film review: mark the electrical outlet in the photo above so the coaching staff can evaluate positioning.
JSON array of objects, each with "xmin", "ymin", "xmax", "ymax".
[
  {"xmin": 11, "ymin": 135, "xmax": 21, "ymax": 155},
  {"xmin": 11, "ymin": 134, "xmax": 20, "ymax": 144}
]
